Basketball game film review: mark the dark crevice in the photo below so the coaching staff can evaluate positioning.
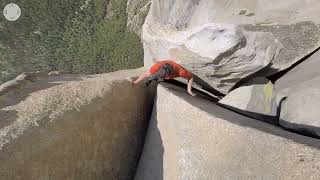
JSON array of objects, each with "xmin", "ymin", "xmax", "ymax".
[
  {"xmin": 229, "ymin": 46, "xmax": 320, "ymax": 92},
  {"xmin": 277, "ymin": 97, "xmax": 320, "ymax": 139},
  {"xmin": 279, "ymin": 123, "xmax": 320, "ymax": 139},
  {"xmin": 229, "ymin": 64, "xmax": 273, "ymax": 92},
  {"xmin": 133, "ymin": 81, "xmax": 158, "ymax": 178},
  {"xmin": 217, "ymin": 103, "xmax": 278, "ymax": 125},
  {"xmin": 162, "ymin": 79, "xmax": 220, "ymax": 102},
  {"xmin": 269, "ymin": 46, "xmax": 320, "ymax": 83},
  {"xmin": 134, "ymin": 94, "xmax": 164, "ymax": 180}
]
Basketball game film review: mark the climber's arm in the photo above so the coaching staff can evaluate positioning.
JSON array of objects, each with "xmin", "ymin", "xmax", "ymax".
[
  {"xmin": 129, "ymin": 71, "xmax": 150, "ymax": 85},
  {"xmin": 187, "ymin": 76, "xmax": 196, "ymax": 96}
]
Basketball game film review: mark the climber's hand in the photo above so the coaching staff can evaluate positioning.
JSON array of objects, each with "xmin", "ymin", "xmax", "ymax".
[{"xmin": 126, "ymin": 77, "xmax": 135, "ymax": 86}]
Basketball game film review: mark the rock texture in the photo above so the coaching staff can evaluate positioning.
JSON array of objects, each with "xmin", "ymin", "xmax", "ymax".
[
  {"xmin": 0, "ymin": 68, "xmax": 156, "ymax": 180},
  {"xmin": 126, "ymin": 0, "xmax": 151, "ymax": 36},
  {"xmin": 0, "ymin": 72, "xmax": 48, "ymax": 96},
  {"xmin": 167, "ymin": 24, "xmax": 282, "ymax": 94},
  {"xmin": 135, "ymin": 83, "xmax": 320, "ymax": 180},
  {"xmin": 276, "ymin": 48, "xmax": 320, "ymax": 138},
  {"xmin": 275, "ymin": 48, "xmax": 320, "ymax": 93},
  {"xmin": 219, "ymin": 77, "xmax": 277, "ymax": 123},
  {"xmin": 142, "ymin": 0, "xmax": 320, "ymax": 94},
  {"xmin": 280, "ymin": 79, "xmax": 320, "ymax": 137}
]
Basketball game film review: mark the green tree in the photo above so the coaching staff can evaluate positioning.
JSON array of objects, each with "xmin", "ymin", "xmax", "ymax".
[{"xmin": 0, "ymin": 0, "xmax": 144, "ymax": 82}]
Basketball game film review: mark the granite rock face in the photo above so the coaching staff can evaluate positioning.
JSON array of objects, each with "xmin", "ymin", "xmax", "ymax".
[
  {"xmin": 275, "ymin": 49, "xmax": 320, "ymax": 93},
  {"xmin": 167, "ymin": 24, "xmax": 282, "ymax": 94},
  {"xmin": 135, "ymin": 83, "xmax": 320, "ymax": 180},
  {"xmin": 276, "ymin": 49, "xmax": 320, "ymax": 138},
  {"xmin": 142, "ymin": 0, "xmax": 320, "ymax": 94},
  {"xmin": 219, "ymin": 77, "xmax": 277, "ymax": 123},
  {"xmin": 126, "ymin": 0, "xmax": 151, "ymax": 36},
  {"xmin": 0, "ymin": 68, "xmax": 156, "ymax": 180},
  {"xmin": 280, "ymin": 78, "xmax": 320, "ymax": 137}
]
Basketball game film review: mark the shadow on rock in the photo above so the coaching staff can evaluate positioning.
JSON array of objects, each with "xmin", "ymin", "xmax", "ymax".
[
  {"xmin": 217, "ymin": 103, "xmax": 278, "ymax": 125},
  {"xmin": 134, "ymin": 96, "xmax": 164, "ymax": 180}
]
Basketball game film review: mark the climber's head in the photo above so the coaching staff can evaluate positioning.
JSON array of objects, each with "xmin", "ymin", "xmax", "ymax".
[{"xmin": 146, "ymin": 63, "xmax": 173, "ymax": 86}]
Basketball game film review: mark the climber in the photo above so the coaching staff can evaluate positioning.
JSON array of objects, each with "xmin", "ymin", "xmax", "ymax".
[{"xmin": 128, "ymin": 59, "xmax": 196, "ymax": 96}]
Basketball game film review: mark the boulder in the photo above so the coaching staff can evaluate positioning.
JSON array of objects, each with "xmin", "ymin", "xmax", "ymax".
[
  {"xmin": 275, "ymin": 49, "xmax": 320, "ymax": 137},
  {"xmin": 219, "ymin": 77, "xmax": 277, "ymax": 123},
  {"xmin": 0, "ymin": 72, "xmax": 40, "ymax": 96},
  {"xmin": 142, "ymin": 0, "xmax": 320, "ymax": 94},
  {"xmin": 0, "ymin": 68, "xmax": 156, "ymax": 180},
  {"xmin": 135, "ymin": 83, "xmax": 320, "ymax": 179},
  {"xmin": 279, "ymin": 78, "xmax": 320, "ymax": 137},
  {"xmin": 167, "ymin": 24, "xmax": 282, "ymax": 94},
  {"xmin": 275, "ymin": 48, "xmax": 320, "ymax": 92},
  {"xmin": 48, "ymin": 70, "xmax": 63, "ymax": 76}
]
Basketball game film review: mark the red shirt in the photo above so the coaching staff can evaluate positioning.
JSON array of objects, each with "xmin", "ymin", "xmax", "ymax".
[{"xmin": 149, "ymin": 60, "xmax": 192, "ymax": 79}]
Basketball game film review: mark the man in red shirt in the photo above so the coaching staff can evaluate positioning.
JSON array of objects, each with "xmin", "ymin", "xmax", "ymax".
[{"xmin": 128, "ymin": 59, "xmax": 196, "ymax": 96}]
